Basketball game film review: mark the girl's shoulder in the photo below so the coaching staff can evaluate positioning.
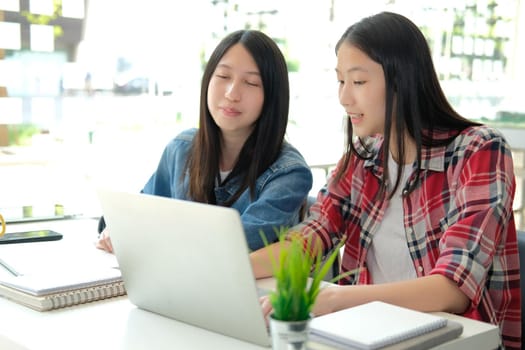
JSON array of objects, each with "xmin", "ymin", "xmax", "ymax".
[
  {"xmin": 278, "ymin": 142, "xmax": 310, "ymax": 169},
  {"xmin": 462, "ymin": 124, "xmax": 503, "ymax": 136},
  {"xmin": 174, "ymin": 128, "xmax": 198, "ymax": 142},
  {"xmin": 166, "ymin": 128, "xmax": 197, "ymax": 146},
  {"xmin": 456, "ymin": 124, "xmax": 509, "ymax": 147},
  {"xmin": 162, "ymin": 128, "xmax": 197, "ymax": 155}
]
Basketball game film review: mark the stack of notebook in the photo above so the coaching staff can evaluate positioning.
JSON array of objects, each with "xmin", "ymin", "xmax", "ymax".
[
  {"xmin": 0, "ymin": 267, "xmax": 125, "ymax": 311},
  {"xmin": 309, "ymin": 301, "xmax": 464, "ymax": 350},
  {"xmin": 0, "ymin": 232, "xmax": 126, "ymax": 311}
]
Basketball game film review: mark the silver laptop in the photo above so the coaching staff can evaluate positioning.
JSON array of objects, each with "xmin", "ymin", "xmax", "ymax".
[{"xmin": 96, "ymin": 188, "xmax": 271, "ymax": 347}]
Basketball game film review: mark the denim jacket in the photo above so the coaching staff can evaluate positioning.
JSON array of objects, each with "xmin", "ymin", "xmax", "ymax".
[{"xmin": 142, "ymin": 128, "xmax": 313, "ymax": 251}]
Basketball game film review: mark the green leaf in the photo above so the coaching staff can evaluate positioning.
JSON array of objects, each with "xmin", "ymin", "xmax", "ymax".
[{"xmin": 259, "ymin": 228, "xmax": 349, "ymax": 321}]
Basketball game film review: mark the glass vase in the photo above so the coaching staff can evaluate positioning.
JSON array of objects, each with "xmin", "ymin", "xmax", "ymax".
[{"xmin": 269, "ymin": 315, "xmax": 312, "ymax": 350}]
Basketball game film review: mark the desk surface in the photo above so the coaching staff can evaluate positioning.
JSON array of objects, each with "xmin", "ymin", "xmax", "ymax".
[{"xmin": 0, "ymin": 219, "xmax": 501, "ymax": 350}]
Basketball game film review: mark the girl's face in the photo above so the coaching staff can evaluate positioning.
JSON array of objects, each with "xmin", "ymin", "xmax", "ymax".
[
  {"xmin": 336, "ymin": 42, "xmax": 386, "ymax": 137},
  {"xmin": 207, "ymin": 43, "xmax": 264, "ymax": 140}
]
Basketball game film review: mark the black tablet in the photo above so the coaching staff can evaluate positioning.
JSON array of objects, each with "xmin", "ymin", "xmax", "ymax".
[{"xmin": 0, "ymin": 230, "xmax": 63, "ymax": 244}]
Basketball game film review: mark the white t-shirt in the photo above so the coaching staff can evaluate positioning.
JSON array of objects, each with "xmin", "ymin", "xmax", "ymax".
[
  {"xmin": 366, "ymin": 152, "xmax": 417, "ymax": 284},
  {"xmin": 219, "ymin": 170, "xmax": 232, "ymax": 183}
]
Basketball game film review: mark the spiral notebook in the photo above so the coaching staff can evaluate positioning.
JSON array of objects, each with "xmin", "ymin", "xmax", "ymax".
[
  {"xmin": 310, "ymin": 301, "xmax": 454, "ymax": 350},
  {"xmin": 0, "ymin": 267, "xmax": 125, "ymax": 311}
]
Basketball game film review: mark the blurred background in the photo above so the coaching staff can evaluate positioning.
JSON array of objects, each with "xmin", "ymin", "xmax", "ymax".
[{"xmin": 1, "ymin": 0, "xmax": 524, "ymax": 227}]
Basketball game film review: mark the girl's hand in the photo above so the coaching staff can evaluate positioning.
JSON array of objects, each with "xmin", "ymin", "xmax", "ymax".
[
  {"xmin": 95, "ymin": 229, "xmax": 114, "ymax": 253},
  {"xmin": 259, "ymin": 295, "xmax": 273, "ymax": 326}
]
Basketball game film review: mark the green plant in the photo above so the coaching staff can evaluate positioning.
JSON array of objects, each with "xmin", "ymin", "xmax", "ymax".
[
  {"xmin": 8, "ymin": 124, "xmax": 40, "ymax": 145},
  {"xmin": 21, "ymin": 0, "xmax": 64, "ymax": 38},
  {"xmin": 261, "ymin": 228, "xmax": 346, "ymax": 321}
]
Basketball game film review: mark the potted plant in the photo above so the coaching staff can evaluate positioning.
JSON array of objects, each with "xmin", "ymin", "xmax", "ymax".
[{"xmin": 261, "ymin": 228, "xmax": 346, "ymax": 350}]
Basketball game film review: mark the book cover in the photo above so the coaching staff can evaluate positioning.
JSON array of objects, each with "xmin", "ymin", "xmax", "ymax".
[{"xmin": 309, "ymin": 301, "xmax": 451, "ymax": 350}]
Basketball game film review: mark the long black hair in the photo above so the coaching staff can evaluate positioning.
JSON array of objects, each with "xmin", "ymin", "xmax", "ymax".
[
  {"xmin": 186, "ymin": 30, "xmax": 290, "ymax": 205},
  {"xmin": 334, "ymin": 12, "xmax": 479, "ymax": 197}
]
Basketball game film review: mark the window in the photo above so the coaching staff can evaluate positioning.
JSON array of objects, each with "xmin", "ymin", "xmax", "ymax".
[
  {"xmin": 0, "ymin": 21, "xmax": 20, "ymax": 50},
  {"xmin": 30, "ymin": 24, "xmax": 54, "ymax": 52},
  {"xmin": 1, "ymin": 0, "xmax": 524, "ymax": 227}
]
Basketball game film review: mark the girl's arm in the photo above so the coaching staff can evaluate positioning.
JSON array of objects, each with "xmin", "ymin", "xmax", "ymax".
[{"xmin": 313, "ymin": 274, "xmax": 470, "ymax": 316}]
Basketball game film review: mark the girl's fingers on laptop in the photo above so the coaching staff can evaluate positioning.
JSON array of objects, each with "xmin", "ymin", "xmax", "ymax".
[
  {"xmin": 95, "ymin": 229, "xmax": 114, "ymax": 253},
  {"xmin": 259, "ymin": 295, "xmax": 273, "ymax": 325}
]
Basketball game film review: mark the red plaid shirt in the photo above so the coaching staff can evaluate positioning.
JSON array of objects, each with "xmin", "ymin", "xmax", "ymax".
[{"xmin": 297, "ymin": 125, "xmax": 521, "ymax": 349}]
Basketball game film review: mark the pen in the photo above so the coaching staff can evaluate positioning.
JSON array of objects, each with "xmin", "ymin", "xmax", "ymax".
[{"xmin": 0, "ymin": 258, "xmax": 21, "ymax": 277}]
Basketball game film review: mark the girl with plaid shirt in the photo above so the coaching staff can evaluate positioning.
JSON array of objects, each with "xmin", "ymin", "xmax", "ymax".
[{"xmin": 252, "ymin": 12, "xmax": 520, "ymax": 349}]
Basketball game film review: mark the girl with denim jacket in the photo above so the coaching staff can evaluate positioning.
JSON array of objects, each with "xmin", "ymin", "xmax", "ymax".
[{"xmin": 96, "ymin": 30, "xmax": 312, "ymax": 253}]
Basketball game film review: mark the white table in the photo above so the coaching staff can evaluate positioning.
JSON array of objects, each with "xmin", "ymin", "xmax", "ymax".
[{"xmin": 0, "ymin": 218, "xmax": 501, "ymax": 350}]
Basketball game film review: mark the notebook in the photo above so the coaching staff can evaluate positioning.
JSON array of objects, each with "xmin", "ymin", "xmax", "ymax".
[
  {"xmin": 0, "ymin": 267, "xmax": 125, "ymax": 311},
  {"xmin": 0, "ymin": 228, "xmax": 125, "ymax": 311},
  {"xmin": 96, "ymin": 188, "xmax": 271, "ymax": 347},
  {"xmin": 309, "ymin": 301, "xmax": 461, "ymax": 350}
]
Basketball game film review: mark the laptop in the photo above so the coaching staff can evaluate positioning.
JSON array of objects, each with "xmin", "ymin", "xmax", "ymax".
[{"xmin": 96, "ymin": 188, "xmax": 271, "ymax": 347}]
